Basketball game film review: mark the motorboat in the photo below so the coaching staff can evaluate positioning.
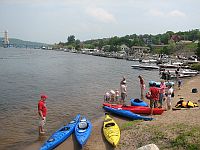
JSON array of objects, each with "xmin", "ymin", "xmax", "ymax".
[{"xmin": 131, "ymin": 65, "xmax": 159, "ymax": 70}]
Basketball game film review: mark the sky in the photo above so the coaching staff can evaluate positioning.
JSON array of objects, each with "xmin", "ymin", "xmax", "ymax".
[{"xmin": 0, "ymin": 0, "xmax": 199, "ymax": 44}]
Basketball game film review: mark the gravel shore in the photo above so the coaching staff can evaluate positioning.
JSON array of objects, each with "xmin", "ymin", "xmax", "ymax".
[{"xmin": 25, "ymin": 75, "xmax": 200, "ymax": 150}]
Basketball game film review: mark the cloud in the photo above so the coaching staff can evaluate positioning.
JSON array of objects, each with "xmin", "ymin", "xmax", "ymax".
[
  {"xmin": 148, "ymin": 9, "xmax": 186, "ymax": 17},
  {"xmin": 168, "ymin": 10, "xmax": 186, "ymax": 17},
  {"xmin": 86, "ymin": 7, "xmax": 116, "ymax": 23}
]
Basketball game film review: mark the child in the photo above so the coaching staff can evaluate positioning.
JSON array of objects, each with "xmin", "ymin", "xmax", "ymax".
[
  {"xmin": 110, "ymin": 90, "xmax": 116, "ymax": 103},
  {"xmin": 104, "ymin": 92, "xmax": 110, "ymax": 102},
  {"xmin": 115, "ymin": 89, "xmax": 120, "ymax": 102}
]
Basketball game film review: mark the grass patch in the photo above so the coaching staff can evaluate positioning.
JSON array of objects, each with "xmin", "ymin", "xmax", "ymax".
[
  {"xmin": 170, "ymin": 127, "xmax": 200, "ymax": 150},
  {"xmin": 120, "ymin": 120, "xmax": 142, "ymax": 130}
]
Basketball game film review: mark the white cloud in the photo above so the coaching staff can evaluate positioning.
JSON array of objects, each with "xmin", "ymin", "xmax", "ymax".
[
  {"xmin": 86, "ymin": 7, "xmax": 116, "ymax": 23},
  {"xmin": 148, "ymin": 9, "xmax": 186, "ymax": 18},
  {"xmin": 168, "ymin": 10, "xmax": 186, "ymax": 17}
]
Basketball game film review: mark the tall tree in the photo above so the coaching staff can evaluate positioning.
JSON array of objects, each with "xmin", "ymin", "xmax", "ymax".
[{"xmin": 67, "ymin": 35, "xmax": 75, "ymax": 44}]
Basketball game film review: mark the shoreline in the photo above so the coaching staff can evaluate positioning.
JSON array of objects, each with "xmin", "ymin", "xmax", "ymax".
[{"xmin": 25, "ymin": 75, "xmax": 200, "ymax": 150}]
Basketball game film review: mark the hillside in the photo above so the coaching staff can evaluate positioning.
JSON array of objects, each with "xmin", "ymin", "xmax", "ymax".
[{"xmin": 0, "ymin": 37, "xmax": 50, "ymax": 48}]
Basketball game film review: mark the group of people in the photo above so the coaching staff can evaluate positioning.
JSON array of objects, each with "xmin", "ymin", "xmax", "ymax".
[
  {"xmin": 160, "ymin": 69, "xmax": 171, "ymax": 81},
  {"xmin": 147, "ymin": 80, "xmax": 174, "ymax": 115},
  {"xmin": 38, "ymin": 75, "xmax": 175, "ymax": 135},
  {"xmin": 104, "ymin": 76, "xmax": 127, "ymax": 104}
]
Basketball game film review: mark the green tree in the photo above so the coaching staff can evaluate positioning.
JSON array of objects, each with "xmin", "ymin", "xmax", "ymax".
[
  {"xmin": 67, "ymin": 35, "xmax": 75, "ymax": 44},
  {"xmin": 196, "ymin": 42, "xmax": 200, "ymax": 58}
]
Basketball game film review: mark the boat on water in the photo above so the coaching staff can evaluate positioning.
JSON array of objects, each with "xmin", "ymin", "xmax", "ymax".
[
  {"xmin": 131, "ymin": 64, "xmax": 159, "ymax": 70},
  {"xmin": 160, "ymin": 69, "xmax": 198, "ymax": 76},
  {"xmin": 158, "ymin": 63, "xmax": 179, "ymax": 68}
]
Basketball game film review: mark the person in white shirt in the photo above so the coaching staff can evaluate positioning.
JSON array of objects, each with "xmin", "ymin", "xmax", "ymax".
[
  {"xmin": 120, "ymin": 80, "xmax": 127, "ymax": 104},
  {"xmin": 166, "ymin": 84, "xmax": 173, "ymax": 110}
]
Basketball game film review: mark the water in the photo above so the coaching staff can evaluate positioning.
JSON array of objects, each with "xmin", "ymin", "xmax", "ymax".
[{"xmin": 0, "ymin": 47, "xmax": 159, "ymax": 150}]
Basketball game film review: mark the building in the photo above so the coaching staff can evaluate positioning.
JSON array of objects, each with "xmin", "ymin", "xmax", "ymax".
[{"xmin": 127, "ymin": 46, "xmax": 150, "ymax": 56}]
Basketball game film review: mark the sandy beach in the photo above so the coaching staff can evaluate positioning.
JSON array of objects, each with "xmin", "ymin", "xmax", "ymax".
[{"xmin": 25, "ymin": 75, "xmax": 200, "ymax": 150}]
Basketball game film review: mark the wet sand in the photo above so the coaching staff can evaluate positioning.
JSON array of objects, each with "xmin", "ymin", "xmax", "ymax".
[{"xmin": 24, "ymin": 75, "xmax": 200, "ymax": 150}]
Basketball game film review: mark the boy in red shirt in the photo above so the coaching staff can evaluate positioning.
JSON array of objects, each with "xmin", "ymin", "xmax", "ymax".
[
  {"xmin": 149, "ymin": 83, "xmax": 159, "ymax": 115},
  {"xmin": 38, "ymin": 94, "xmax": 48, "ymax": 135}
]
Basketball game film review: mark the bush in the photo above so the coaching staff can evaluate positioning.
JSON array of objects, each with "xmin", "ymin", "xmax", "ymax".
[{"xmin": 191, "ymin": 63, "xmax": 200, "ymax": 71}]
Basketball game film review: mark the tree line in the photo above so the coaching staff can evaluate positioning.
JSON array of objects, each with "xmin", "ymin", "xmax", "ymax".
[{"xmin": 55, "ymin": 29, "xmax": 200, "ymax": 56}]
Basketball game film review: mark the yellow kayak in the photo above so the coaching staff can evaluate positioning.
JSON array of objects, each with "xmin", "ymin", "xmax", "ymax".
[{"xmin": 103, "ymin": 113, "xmax": 120, "ymax": 147}]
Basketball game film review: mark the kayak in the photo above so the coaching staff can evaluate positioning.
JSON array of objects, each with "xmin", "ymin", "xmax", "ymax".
[
  {"xmin": 130, "ymin": 98, "xmax": 148, "ymax": 107},
  {"xmin": 103, "ymin": 113, "xmax": 120, "ymax": 147},
  {"xmin": 149, "ymin": 80, "xmax": 174, "ymax": 87},
  {"xmin": 103, "ymin": 103, "xmax": 165, "ymax": 115},
  {"xmin": 103, "ymin": 106, "xmax": 153, "ymax": 121},
  {"xmin": 40, "ymin": 114, "xmax": 80, "ymax": 150},
  {"xmin": 75, "ymin": 116, "xmax": 92, "ymax": 148}
]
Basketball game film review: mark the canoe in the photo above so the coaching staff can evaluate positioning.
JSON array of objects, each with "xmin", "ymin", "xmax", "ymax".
[
  {"xmin": 149, "ymin": 80, "xmax": 174, "ymax": 87},
  {"xmin": 103, "ymin": 103, "xmax": 165, "ymax": 115},
  {"xmin": 103, "ymin": 106, "xmax": 153, "ymax": 121},
  {"xmin": 103, "ymin": 113, "xmax": 120, "ymax": 147},
  {"xmin": 75, "ymin": 116, "xmax": 92, "ymax": 148},
  {"xmin": 40, "ymin": 114, "xmax": 80, "ymax": 150},
  {"xmin": 130, "ymin": 98, "xmax": 148, "ymax": 107}
]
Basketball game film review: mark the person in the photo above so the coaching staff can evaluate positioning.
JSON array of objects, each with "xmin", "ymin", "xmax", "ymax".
[
  {"xmin": 115, "ymin": 89, "xmax": 120, "ymax": 102},
  {"xmin": 166, "ymin": 70, "xmax": 171, "ymax": 81},
  {"xmin": 166, "ymin": 84, "xmax": 174, "ymax": 110},
  {"xmin": 110, "ymin": 90, "xmax": 116, "ymax": 103},
  {"xmin": 175, "ymin": 68, "xmax": 180, "ymax": 81},
  {"xmin": 104, "ymin": 91, "xmax": 110, "ymax": 102},
  {"xmin": 38, "ymin": 94, "xmax": 48, "ymax": 135},
  {"xmin": 178, "ymin": 79, "xmax": 182, "ymax": 90},
  {"xmin": 161, "ymin": 69, "xmax": 166, "ymax": 80},
  {"xmin": 158, "ymin": 80, "xmax": 166, "ymax": 108},
  {"xmin": 120, "ymin": 79, "xmax": 127, "ymax": 104},
  {"xmin": 138, "ymin": 75, "xmax": 145, "ymax": 100},
  {"xmin": 120, "ymin": 76, "xmax": 126, "ymax": 85},
  {"xmin": 148, "ymin": 82, "xmax": 159, "ymax": 115}
]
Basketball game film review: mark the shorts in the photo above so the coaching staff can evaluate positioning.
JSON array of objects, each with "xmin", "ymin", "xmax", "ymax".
[
  {"xmin": 39, "ymin": 117, "xmax": 46, "ymax": 127},
  {"xmin": 150, "ymin": 99, "xmax": 158, "ymax": 108},
  {"xmin": 121, "ymin": 93, "xmax": 126, "ymax": 101}
]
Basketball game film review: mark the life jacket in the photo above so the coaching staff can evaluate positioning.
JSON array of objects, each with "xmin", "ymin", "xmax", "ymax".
[{"xmin": 175, "ymin": 100, "xmax": 198, "ymax": 108}]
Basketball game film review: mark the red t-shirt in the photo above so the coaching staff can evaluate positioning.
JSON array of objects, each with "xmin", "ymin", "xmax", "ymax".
[
  {"xmin": 38, "ymin": 100, "xmax": 47, "ymax": 117},
  {"xmin": 149, "ymin": 87, "xmax": 159, "ymax": 101}
]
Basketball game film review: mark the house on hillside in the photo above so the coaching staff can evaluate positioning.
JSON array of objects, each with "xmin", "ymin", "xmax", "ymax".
[
  {"xmin": 127, "ymin": 46, "xmax": 150, "ymax": 56},
  {"xmin": 120, "ymin": 44, "xmax": 130, "ymax": 52}
]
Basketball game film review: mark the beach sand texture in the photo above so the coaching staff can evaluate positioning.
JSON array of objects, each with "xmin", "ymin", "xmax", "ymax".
[{"xmin": 25, "ymin": 75, "xmax": 200, "ymax": 150}]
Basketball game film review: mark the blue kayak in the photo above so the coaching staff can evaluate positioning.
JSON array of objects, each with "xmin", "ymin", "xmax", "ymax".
[
  {"xmin": 130, "ymin": 98, "xmax": 148, "ymax": 107},
  {"xmin": 103, "ymin": 106, "xmax": 153, "ymax": 121},
  {"xmin": 149, "ymin": 80, "xmax": 174, "ymax": 87},
  {"xmin": 75, "ymin": 116, "xmax": 92, "ymax": 148},
  {"xmin": 40, "ymin": 114, "xmax": 80, "ymax": 150}
]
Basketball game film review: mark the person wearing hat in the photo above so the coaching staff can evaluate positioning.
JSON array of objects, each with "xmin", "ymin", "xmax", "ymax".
[
  {"xmin": 38, "ymin": 94, "xmax": 48, "ymax": 135},
  {"xmin": 120, "ymin": 78, "xmax": 127, "ymax": 104},
  {"xmin": 148, "ymin": 82, "xmax": 159, "ymax": 115}
]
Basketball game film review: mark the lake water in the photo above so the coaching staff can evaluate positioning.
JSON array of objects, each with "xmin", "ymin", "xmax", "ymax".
[{"xmin": 0, "ymin": 47, "xmax": 159, "ymax": 150}]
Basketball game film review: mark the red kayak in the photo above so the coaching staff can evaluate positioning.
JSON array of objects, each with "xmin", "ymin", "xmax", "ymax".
[{"xmin": 103, "ymin": 103, "xmax": 165, "ymax": 115}]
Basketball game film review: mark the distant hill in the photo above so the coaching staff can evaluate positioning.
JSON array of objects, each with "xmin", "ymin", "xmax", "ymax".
[{"xmin": 0, "ymin": 37, "xmax": 50, "ymax": 48}]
